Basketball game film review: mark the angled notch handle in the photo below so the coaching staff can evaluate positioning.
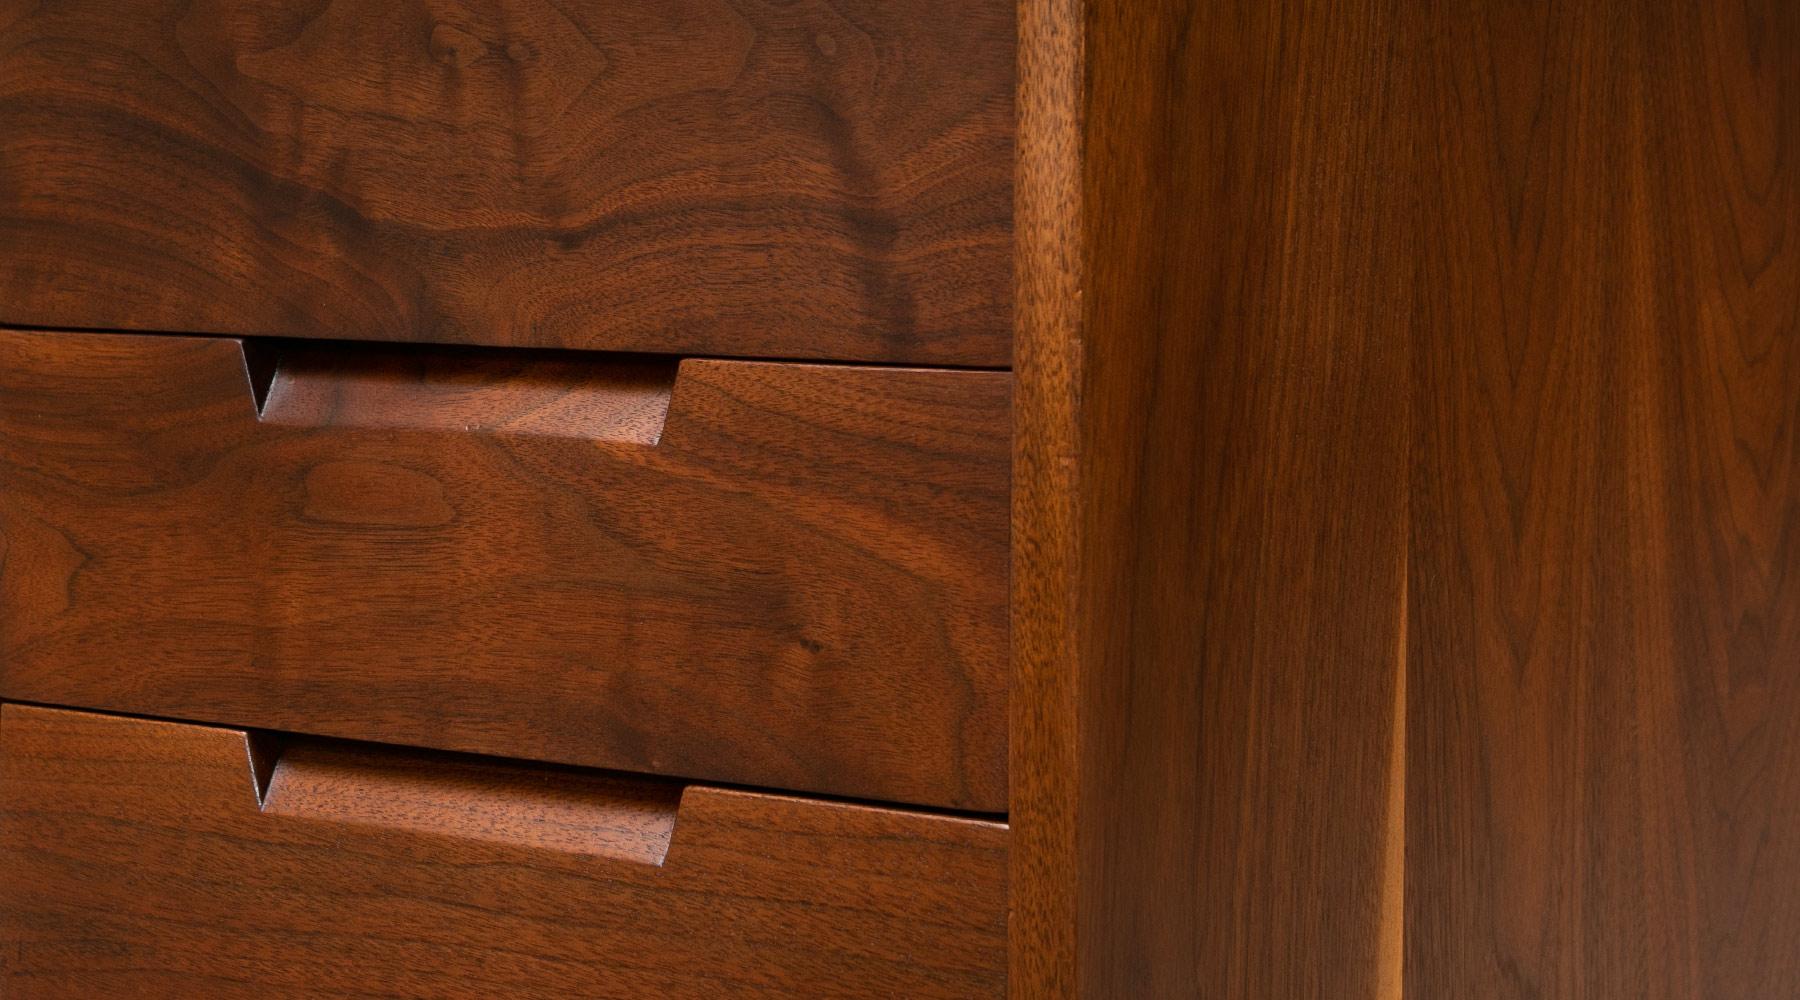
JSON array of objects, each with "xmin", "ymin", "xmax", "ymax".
[
  {"xmin": 257, "ymin": 738, "xmax": 684, "ymax": 866},
  {"xmin": 241, "ymin": 339, "xmax": 678, "ymax": 444}
]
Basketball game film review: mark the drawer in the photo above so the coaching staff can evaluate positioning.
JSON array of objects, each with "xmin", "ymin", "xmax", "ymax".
[
  {"xmin": 0, "ymin": 704, "xmax": 1008, "ymax": 998},
  {"xmin": 0, "ymin": 328, "xmax": 1009, "ymax": 811},
  {"xmin": 0, "ymin": 0, "xmax": 1014, "ymax": 366}
]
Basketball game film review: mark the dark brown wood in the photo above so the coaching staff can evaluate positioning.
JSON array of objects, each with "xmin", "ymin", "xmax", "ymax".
[
  {"xmin": 0, "ymin": 703, "xmax": 1008, "ymax": 998},
  {"xmin": 1409, "ymin": 1, "xmax": 1800, "ymax": 996},
  {"xmin": 1011, "ymin": 0, "xmax": 1411, "ymax": 995},
  {"xmin": 0, "ymin": 0, "xmax": 1013, "ymax": 366},
  {"xmin": 0, "ymin": 329, "xmax": 1010, "ymax": 812}
]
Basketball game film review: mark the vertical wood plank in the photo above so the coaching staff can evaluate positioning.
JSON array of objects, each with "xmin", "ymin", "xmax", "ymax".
[
  {"xmin": 1011, "ymin": 0, "xmax": 1083, "ymax": 990},
  {"xmin": 1012, "ymin": 0, "xmax": 1413, "ymax": 994},
  {"xmin": 1409, "ymin": 0, "xmax": 1800, "ymax": 995}
]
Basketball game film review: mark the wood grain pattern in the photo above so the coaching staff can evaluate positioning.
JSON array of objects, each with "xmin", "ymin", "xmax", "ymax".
[
  {"xmin": 1009, "ymin": 0, "xmax": 1081, "ymax": 991},
  {"xmin": 1011, "ymin": 0, "xmax": 1411, "ymax": 995},
  {"xmin": 1012, "ymin": 0, "xmax": 1800, "ymax": 992},
  {"xmin": 0, "ymin": 703, "xmax": 1008, "ymax": 998},
  {"xmin": 261, "ymin": 739, "xmax": 684, "ymax": 865},
  {"xmin": 0, "ymin": 0, "xmax": 1013, "ymax": 366},
  {"xmin": 260, "ymin": 340, "xmax": 677, "ymax": 442},
  {"xmin": 1409, "ymin": 1, "xmax": 1800, "ymax": 996},
  {"xmin": 0, "ymin": 329, "xmax": 1010, "ymax": 812}
]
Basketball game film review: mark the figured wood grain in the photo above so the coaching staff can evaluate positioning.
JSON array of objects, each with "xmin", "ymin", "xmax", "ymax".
[
  {"xmin": 0, "ymin": 0, "xmax": 1013, "ymax": 366},
  {"xmin": 1011, "ymin": 0, "xmax": 1411, "ymax": 995},
  {"xmin": 0, "ymin": 329, "xmax": 1010, "ymax": 812},
  {"xmin": 0, "ymin": 703, "xmax": 1008, "ymax": 998},
  {"xmin": 1409, "ymin": 1, "xmax": 1800, "ymax": 996}
]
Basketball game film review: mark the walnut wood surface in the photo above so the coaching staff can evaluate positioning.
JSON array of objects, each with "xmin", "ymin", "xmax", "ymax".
[
  {"xmin": 1012, "ymin": 0, "xmax": 1410, "ymax": 995},
  {"xmin": 1016, "ymin": 0, "xmax": 1800, "ymax": 993},
  {"xmin": 261, "ymin": 340, "xmax": 678, "ymax": 442},
  {"xmin": 0, "ymin": 0, "xmax": 1013, "ymax": 366},
  {"xmin": 1409, "ymin": 1, "xmax": 1800, "ymax": 996},
  {"xmin": 0, "ymin": 704, "xmax": 1008, "ymax": 998},
  {"xmin": 0, "ymin": 329, "xmax": 1010, "ymax": 811},
  {"xmin": 261, "ymin": 739, "xmax": 684, "ymax": 865}
]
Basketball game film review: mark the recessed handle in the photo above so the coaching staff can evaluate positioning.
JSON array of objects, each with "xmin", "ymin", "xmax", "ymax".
[
  {"xmin": 256, "ymin": 737, "xmax": 683, "ymax": 866},
  {"xmin": 242, "ymin": 339, "xmax": 679, "ymax": 444}
]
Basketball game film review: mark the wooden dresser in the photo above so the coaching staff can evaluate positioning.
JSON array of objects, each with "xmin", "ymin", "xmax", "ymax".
[
  {"xmin": 0, "ymin": 0, "xmax": 1013, "ymax": 995},
  {"xmin": 5, "ymin": 1, "xmax": 1799, "ymax": 998}
]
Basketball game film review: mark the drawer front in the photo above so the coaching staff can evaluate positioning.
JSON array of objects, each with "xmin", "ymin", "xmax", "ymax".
[
  {"xmin": 0, "ymin": 704, "xmax": 1008, "ymax": 998},
  {"xmin": 0, "ymin": 0, "xmax": 1013, "ymax": 366},
  {"xmin": 0, "ymin": 329, "xmax": 1009, "ymax": 811}
]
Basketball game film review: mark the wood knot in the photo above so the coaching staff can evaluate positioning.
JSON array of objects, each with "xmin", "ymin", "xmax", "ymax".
[{"xmin": 428, "ymin": 23, "xmax": 483, "ymax": 68}]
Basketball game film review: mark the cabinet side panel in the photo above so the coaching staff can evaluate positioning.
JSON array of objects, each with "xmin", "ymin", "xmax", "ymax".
[
  {"xmin": 1410, "ymin": 1, "xmax": 1800, "ymax": 995},
  {"xmin": 1012, "ymin": 0, "xmax": 1414, "ymax": 995}
]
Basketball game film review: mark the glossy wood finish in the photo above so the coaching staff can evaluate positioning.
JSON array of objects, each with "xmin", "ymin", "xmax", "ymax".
[
  {"xmin": 1011, "ymin": 0, "xmax": 1410, "ymax": 995},
  {"xmin": 0, "ymin": 0, "xmax": 1013, "ymax": 366},
  {"xmin": 1409, "ymin": 1, "xmax": 1800, "ymax": 996},
  {"xmin": 0, "ymin": 329, "xmax": 1010, "ymax": 812},
  {"xmin": 0, "ymin": 703, "xmax": 1008, "ymax": 998}
]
